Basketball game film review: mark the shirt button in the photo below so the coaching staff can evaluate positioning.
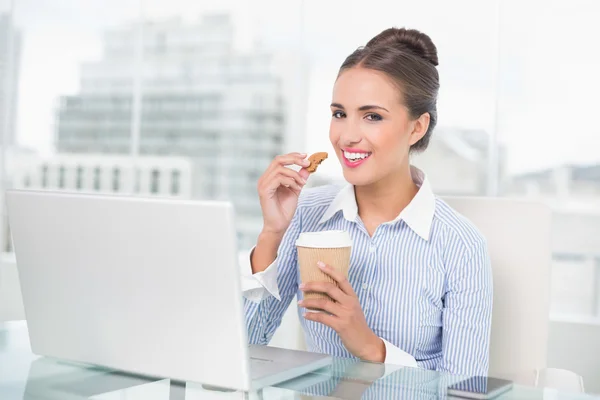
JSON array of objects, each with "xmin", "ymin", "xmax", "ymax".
[
  {"xmin": 369, "ymin": 245, "xmax": 376, "ymax": 253},
  {"xmin": 362, "ymin": 283, "xmax": 369, "ymax": 290}
]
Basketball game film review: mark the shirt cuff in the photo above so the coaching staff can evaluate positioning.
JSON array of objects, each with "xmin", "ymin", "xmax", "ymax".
[
  {"xmin": 239, "ymin": 247, "xmax": 281, "ymax": 302},
  {"xmin": 381, "ymin": 338, "xmax": 418, "ymax": 377}
]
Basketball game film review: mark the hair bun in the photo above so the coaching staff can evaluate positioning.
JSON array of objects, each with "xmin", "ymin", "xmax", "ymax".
[{"xmin": 365, "ymin": 27, "xmax": 438, "ymax": 66}]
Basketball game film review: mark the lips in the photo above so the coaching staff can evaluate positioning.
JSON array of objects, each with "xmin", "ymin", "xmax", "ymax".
[{"xmin": 342, "ymin": 149, "xmax": 372, "ymax": 168}]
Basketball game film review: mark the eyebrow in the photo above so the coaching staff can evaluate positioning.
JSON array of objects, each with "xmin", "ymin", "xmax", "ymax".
[{"xmin": 330, "ymin": 103, "xmax": 390, "ymax": 113}]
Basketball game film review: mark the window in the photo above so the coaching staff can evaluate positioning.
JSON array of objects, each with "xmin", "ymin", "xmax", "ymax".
[
  {"xmin": 41, "ymin": 164, "xmax": 49, "ymax": 188},
  {"xmin": 151, "ymin": 169, "xmax": 160, "ymax": 193},
  {"xmin": 112, "ymin": 168, "xmax": 120, "ymax": 192},
  {"xmin": 58, "ymin": 166, "xmax": 66, "ymax": 188},
  {"xmin": 171, "ymin": 169, "xmax": 180, "ymax": 195},
  {"xmin": 76, "ymin": 166, "xmax": 84, "ymax": 189},
  {"xmin": 94, "ymin": 167, "xmax": 101, "ymax": 191}
]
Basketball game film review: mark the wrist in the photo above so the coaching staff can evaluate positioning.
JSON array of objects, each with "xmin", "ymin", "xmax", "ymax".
[
  {"xmin": 258, "ymin": 229, "xmax": 284, "ymax": 247},
  {"xmin": 360, "ymin": 334, "xmax": 386, "ymax": 363},
  {"xmin": 251, "ymin": 230, "xmax": 284, "ymax": 274}
]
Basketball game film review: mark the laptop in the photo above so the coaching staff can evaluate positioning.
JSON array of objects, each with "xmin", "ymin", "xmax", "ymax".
[{"xmin": 6, "ymin": 190, "xmax": 331, "ymax": 392}]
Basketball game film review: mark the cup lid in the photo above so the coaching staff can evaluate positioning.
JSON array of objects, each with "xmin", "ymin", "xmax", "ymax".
[{"xmin": 295, "ymin": 230, "xmax": 352, "ymax": 248}]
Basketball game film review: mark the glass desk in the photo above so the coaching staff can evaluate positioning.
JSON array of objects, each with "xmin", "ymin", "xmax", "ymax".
[{"xmin": 0, "ymin": 321, "xmax": 596, "ymax": 399}]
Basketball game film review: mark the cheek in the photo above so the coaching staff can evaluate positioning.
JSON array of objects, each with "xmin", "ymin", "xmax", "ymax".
[
  {"xmin": 329, "ymin": 121, "xmax": 340, "ymax": 144},
  {"xmin": 365, "ymin": 124, "xmax": 402, "ymax": 150},
  {"xmin": 377, "ymin": 122, "xmax": 412, "ymax": 148}
]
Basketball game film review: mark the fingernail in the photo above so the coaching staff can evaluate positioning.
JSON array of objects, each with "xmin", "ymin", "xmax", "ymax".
[
  {"xmin": 317, "ymin": 261, "xmax": 326, "ymax": 269},
  {"xmin": 297, "ymin": 300, "xmax": 304, "ymax": 306},
  {"xmin": 301, "ymin": 179, "xmax": 307, "ymax": 185},
  {"xmin": 299, "ymin": 283, "xmax": 306, "ymax": 289}
]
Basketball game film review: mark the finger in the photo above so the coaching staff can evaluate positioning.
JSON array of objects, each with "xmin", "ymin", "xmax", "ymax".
[
  {"xmin": 260, "ymin": 170, "xmax": 306, "ymax": 198},
  {"xmin": 259, "ymin": 172, "xmax": 301, "ymax": 195},
  {"xmin": 260, "ymin": 154, "xmax": 310, "ymax": 189},
  {"xmin": 274, "ymin": 176, "xmax": 302, "ymax": 193},
  {"xmin": 298, "ymin": 168, "xmax": 311, "ymax": 181},
  {"xmin": 272, "ymin": 153, "xmax": 311, "ymax": 169},
  {"xmin": 299, "ymin": 298, "xmax": 343, "ymax": 316},
  {"xmin": 273, "ymin": 166, "xmax": 308, "ymax": 186},
  {"xmin": 317, "ymin": 262, "xmax": 355, "ymax": 296},
  {"xmin": 303, "ymin": 310, "xmax": 338, "ymax": 329},
  {"xmin": 299, "ymin": 281, "xmax": 347, "ymax": 303}
]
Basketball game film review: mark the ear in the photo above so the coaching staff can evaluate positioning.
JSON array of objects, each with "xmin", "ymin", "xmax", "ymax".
[{"xmin": 408, "ymin": 113, "xmax": 430, "ymax": 146}]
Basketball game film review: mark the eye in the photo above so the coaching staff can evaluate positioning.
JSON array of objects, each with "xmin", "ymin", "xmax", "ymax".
[
  {"xmin": 365, "ymin": 113, "xmax": 382, "ymax": 121},
  {"xmin": 332, "ymin": 110, "xmax": 346, "ymax": 119}
]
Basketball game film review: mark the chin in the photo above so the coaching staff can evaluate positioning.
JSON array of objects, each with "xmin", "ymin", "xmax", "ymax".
[{"xmin": 341, "ymin": 169, "xmax": 377, "ymax": 187}]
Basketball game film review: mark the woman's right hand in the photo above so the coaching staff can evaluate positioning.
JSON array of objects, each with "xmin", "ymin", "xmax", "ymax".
[{"xmin": 257, "ymin": 153, "xmax": 311, "ymax": 236}]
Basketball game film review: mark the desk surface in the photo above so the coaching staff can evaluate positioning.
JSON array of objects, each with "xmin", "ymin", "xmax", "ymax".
[{"xmin": 0, "ymin": 321, "xmax": 596, "ymax": 400}]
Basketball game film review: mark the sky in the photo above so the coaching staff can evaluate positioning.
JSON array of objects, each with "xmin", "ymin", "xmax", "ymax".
[{"xmin": 5, "ymin": 0, "xmax": 600, "ymax": 176}]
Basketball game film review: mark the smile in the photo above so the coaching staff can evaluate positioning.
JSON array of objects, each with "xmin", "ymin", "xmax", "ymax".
[{"xmin": 342, "ymin": 150, "xmax": 372, "ymax": 168}]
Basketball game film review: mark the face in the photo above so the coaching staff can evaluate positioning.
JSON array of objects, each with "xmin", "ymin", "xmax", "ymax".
[{"xmin": 329, "ymin": 67, "xmax": 429, "ymax": 187}]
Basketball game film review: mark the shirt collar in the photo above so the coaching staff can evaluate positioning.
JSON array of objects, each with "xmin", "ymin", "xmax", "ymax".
[{"xmin": 318, "ymin": 166, "xmax": 436, "ymax": 241}]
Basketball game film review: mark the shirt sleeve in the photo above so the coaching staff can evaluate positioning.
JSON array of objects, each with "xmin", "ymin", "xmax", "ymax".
[
  {"xmin": 239, "ymin": 248, "xmax": 280, "ymax": 302},
  {"xmin": 437, "ymin": 238, "xmax": 493, "ymax": 376},
  {"xmin": 243, "ymin": 207, "xmax": 303, "ymax": 345},
  {"xmin": 381, "ymin": 338, "xmax": 419, "ymax": 368}
]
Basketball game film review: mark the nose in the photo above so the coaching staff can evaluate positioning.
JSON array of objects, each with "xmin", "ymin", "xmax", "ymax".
[{"xmin": 339, "ymin": 123, "xmax": 363, "ymax": 147}]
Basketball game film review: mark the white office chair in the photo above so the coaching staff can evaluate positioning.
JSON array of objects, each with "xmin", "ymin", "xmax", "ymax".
[
  {"xmin": 443, "ymin": 197, "xmax": 552, "ymax": 378},
  {"xmin": 444, "ymin": 197, "xmax": 583, "ymax": 393}
]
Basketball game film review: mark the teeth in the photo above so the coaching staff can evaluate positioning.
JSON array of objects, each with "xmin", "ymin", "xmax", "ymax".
[{"xmin": 344, "ymin": 151, "xmax": 371, "ymax": 161}]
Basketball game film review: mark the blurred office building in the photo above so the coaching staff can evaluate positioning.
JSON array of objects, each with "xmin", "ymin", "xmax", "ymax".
[
  {"xmin": 54, "ymin": 14, "xmax": 287, "ymax": 249},
  {"xmin": 10, "ymin": 152, "xmax": 193, "ymax": 198},
  {"xmin": 412, "ymin": 127, "xmax": 506, "ymax": 195},
  {"xmin": 2, "ymin": 149, "xmax": 194, "ymax": 253},
  {"xmin": 507, "ymin": 164, "xmax": 600, "ymax": 200}
]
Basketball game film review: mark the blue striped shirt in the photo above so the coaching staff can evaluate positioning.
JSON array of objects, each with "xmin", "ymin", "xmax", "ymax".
[{"xmin": 243, "ymin": 167, "xmax": 493, "ymax": 376}]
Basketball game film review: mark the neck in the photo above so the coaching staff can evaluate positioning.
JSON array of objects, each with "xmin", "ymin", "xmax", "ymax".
[{"xmin": 355, "ymin": 164, "xmax": 419, "ymax": 223}]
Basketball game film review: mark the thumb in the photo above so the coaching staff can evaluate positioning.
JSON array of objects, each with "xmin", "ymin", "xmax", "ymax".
[{"xmin": 299, "ymin": 168, "xmax": 310, "ymax": 181}]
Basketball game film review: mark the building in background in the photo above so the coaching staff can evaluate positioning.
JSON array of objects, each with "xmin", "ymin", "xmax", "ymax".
[
  {"xmin": 55, "ymin": 14, "xmax": 286, "ymax": 249},
  {"xmin": 412, "ymin": 127, "xmax": 506, "ymax": 195},
  {"xmin": 3, "ymin": 149, "xmax": 193, "ymax": 253},
  {"xmin": 506, "ymin": 164, "xmax": 600, "ymax": 201},
  {"xmin": 10, "ymin": 153, "xmax": 193, "ymax": 198},
  {"xmin": 0, "ymin": 12, "xmax": 21, "ymax": 148}
]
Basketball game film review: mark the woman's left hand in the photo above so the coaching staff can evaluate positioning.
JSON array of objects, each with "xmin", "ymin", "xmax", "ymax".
[{"xmin": 298, "ymin": 261, "xmax": 386, "ymax": 363}]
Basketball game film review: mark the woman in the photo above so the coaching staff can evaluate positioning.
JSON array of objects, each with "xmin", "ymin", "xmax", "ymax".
[{"xmin": 241, "ymin": 27, "xmax": 493, "ymax": 377}]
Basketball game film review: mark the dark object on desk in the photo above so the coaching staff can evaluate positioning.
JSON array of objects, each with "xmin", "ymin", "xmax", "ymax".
[{"xmin": 447, "ymin": 376, "xmax": 513, "ymax": 399}]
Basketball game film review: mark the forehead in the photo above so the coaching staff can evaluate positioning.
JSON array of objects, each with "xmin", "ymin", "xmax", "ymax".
[{"xmin": 332, "ymin": 67, "xmax": 401, "ymax": 106}]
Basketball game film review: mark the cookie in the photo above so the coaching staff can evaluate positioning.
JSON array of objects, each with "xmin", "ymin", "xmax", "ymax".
[{"xmin": 306, "ymin": 152, "xmax": 328, "ymax": 173}]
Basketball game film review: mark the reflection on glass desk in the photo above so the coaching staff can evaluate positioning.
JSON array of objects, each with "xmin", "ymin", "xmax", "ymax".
[{"xmin": 0, "ymin": 321, "xmax": 597, "ymax": 399}]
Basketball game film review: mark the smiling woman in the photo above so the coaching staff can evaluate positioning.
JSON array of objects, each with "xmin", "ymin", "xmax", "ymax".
[{"xmin": 243, "ymin": 27, "xmax": 493, "ymax": 377}]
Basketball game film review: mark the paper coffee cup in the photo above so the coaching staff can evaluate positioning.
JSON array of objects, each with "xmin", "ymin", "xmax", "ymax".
[{"xmin": 296, "ymin": 230, "xmax": 352, "ymax": 311}]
